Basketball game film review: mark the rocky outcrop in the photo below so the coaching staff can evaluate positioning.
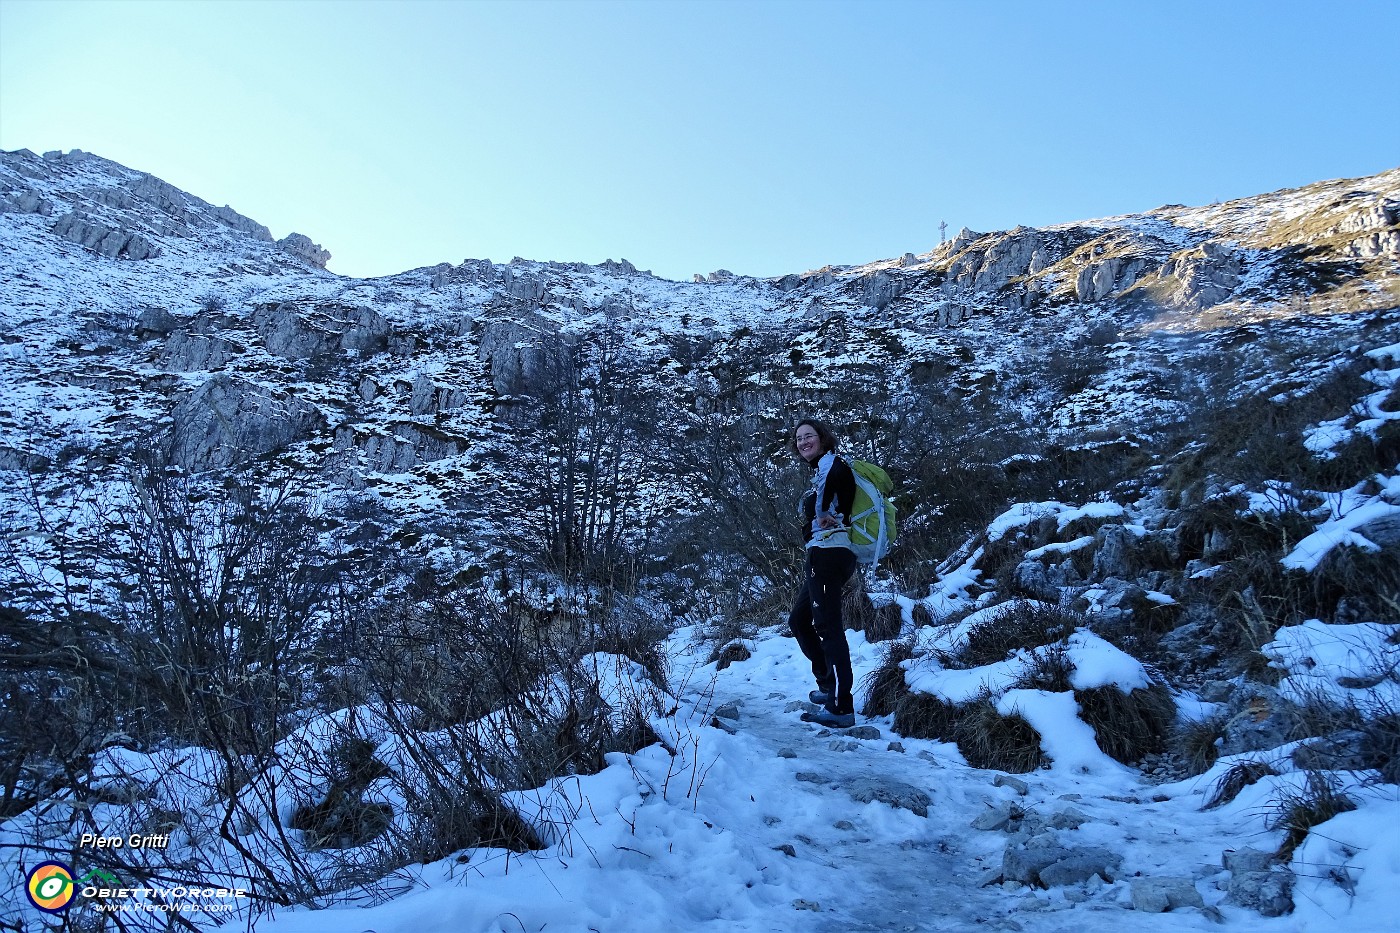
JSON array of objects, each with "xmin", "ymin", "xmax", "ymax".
[
  {"xmin": 331, "ymin": 422, "xmax": 466, "ymax": 473},
  {"xmin": 167, "ymin": 374, "xmax": 325, "ymax": 471},
  {"xmin": 478, "ymin": 313, "xmax": 574, "ymax": 395},
  {"xmin": 1132, "ymin": 241, "xmax": 1244, "ymax": 310},
  {"xmin": 277, "ymin": 233, "xmax": 332, "ymax": 269},
  {"xmin": 50, "ymin": 212, "xmax": 160, "ymax": 260},
  {"xmin": 1076, "ymin": 254, "xmax": 1153, "ymax": 303},
  {"xmin": 0, "ymin": 188, "xmax": 53, "ymax": 215},
  {"xmin": 1223, "ymin": 847, "xmax": 1294, "ymax": 917},
  {"xmin": 161, "ymin": 330, "xmax": 242, "ymax": 371},
  {"xmin": 136, "ymin": 306, "xmax": 182, "ymax": 338},
  {"xmin": 252, "ymin": 302, "xmax": 391, "ymax": 360},
  {"xmin": 848, "ymin": 269, "xmax": 910, "ymax": 310},
  {"xmin": 1002, "ymin": 833, "xmax": 1123, "ymax": 887},
  {"xmin": 408, "ymin": 374, "xmax": 473, "ymax": 416},
  {"xmin": 209, "ymin": 204, "xmax": 273, "ymax": 241}
]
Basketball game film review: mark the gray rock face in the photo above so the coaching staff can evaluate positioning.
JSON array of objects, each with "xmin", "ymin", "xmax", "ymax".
[
  {"xmin": 0, "ymin": 188, "xmax": 53, "ymax": 215},
  {"xmin": 161, "ymin": 331, "xmax": 241, "ymax": 371},
  {"xmin": 330, "ymin": 422, "xmax": 465, "ymax": 473},
  {"xmin": 252, "ymin": 302, "xmax": 391, "ymax": 360},
  {"xmin": 1092, "ymin": 524, "xmax": 1137, "ymax": 579},
  {"xmin": 1345, "ymin": 229, "xmax": 1400, "ymax": 259},
  {"xmin": 209, "ymin": 204, "xmax": 273, "ymax": 241},
  {"xmin": 1076, "ymin": 254, "xmax": 1152, "ymax": 303},
  {"xmin": 850, "ymin": 270, "xmax": 909, "ymax": 310},
  {"xmin": 51, "ymin": 212, "xmax": 159, "ymax": 260},
  {"xmin": 1148, "ymin": 241, "xmax": 1244, "ymax": 309},
  {"xmin": 124, "ymin": 174, "xmax": 197, "ymax": 229},
  {"xmin": 277, "ymin": 232, "xmax": 331, "ymax": 268},
  {"xmin": 1220, "ymin": 684, "xmax": 1301, "ymax": 756},
  {"xmin": 478, "ymin": 314, "xmax": 575, "ymax": 395},
  {"xmin": 167, "ymin": 374, "xmax": 325, "ymax": 472},
  {"xmin": 136, "ymin": 306, "xmax": 181, "ymax": 337},
  {"xmin": 1227, "ymin": 868, "xmax": 1294, "ymax": 917},
  {"xmin": 1014, "ymin": 559, "xmax": 1058, "ymax": 600},
  {"xmin": 408, "ymin": 375, "xmax": 472, "ymax": 416},
  {"xmin": 1222, "ymin": 846, "xmax": 1275, "ymax": 874},
  {"xmin": 1356, "ymin": 510, "xmax": 1400, "ymax": 547}
]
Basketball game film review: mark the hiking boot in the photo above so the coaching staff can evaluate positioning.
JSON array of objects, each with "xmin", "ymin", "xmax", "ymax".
[
  {"xmin": 808, "ymin": 689, "xmax": 834, "ymax": 705},
  {"xmin": 800, "ymin": 707, "xmax": 856, "ymax": 728}
]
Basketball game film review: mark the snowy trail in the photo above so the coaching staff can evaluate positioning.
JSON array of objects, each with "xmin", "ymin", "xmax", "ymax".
[
  {"xmin": 695, "ymin": 682, "xmax": 1014, "ymax": 930},
  {"xmin": 667, "ymin": 624, "xmax": 1313, "ymax": 933},
  {"xmin": 672, "ymin": 627, "xmax": 1142, "ymax": 933},
  {"xmin": 255, "ymin": 624, "xmax": 1390, "ymax": 933}
]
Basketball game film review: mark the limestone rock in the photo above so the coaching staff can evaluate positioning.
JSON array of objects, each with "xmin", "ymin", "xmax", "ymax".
[
  {"xmin": 1219, "ymin": 684, "xmax": 1301, "ymax": 756},
  {"xmin": 331, "ymin": 422, "xmax": 465, "ymax": 473},
  {"xmin": 409, "ymin": 374, "xmax": 471, "ymax": 416},
  {"xmin": 161, "ymin": 331, "xmax": 241, "ymax": 371},
  {"xmin": 1131, "ymin": 877, "xmax": 1205, "ymax": 913},
  {"xmin": 1075, "ymin": 254, "xmax": 1151, "ymax": 302},
  {"xmin": 252, "ymin": 302, "xmax": 391, "ymax": 360},
  {"xmin": 1003, "ymin": 835, "xmax": 1122, "ymax": 887},
  {"xmin": 839, "ymin": 777, "xmax": 931, "ymax": 817},
  {"xmin": 0, "ymin": 188, "xmax": 53, "ymax": 215},
  {"xmin": 1227, "ymin": 869, "xmax": 1294, "ymax": 917},
  {"xmin": 51, "ymin": 212, "xmax": 159, "ymax": 260},
  {"xmin": 478, "ymin": 314, "xmax": 576, "ymax": 395},
  {"xmin": 1092, "ymin": 524, "xmax": 1137, "ymax": 579},
  {"xmin": 277, "ymin": 232, "xmax": 331, "ymax": 268},
  {"xmin": 136, "ymin": 306, "xmax": 181, "ymax": 337},
  {"xmin": 209, "ymin": 204, "xmax": 273, "ymax": 241},
  {"xmin": 167, "ymin": 374, "xmax": 325, "ymax": 472}
]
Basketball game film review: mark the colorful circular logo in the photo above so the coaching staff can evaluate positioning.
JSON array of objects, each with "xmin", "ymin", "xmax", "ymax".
[{"xmin": 26, "ymin": 861, "xmax": 76, "ymax": 913}]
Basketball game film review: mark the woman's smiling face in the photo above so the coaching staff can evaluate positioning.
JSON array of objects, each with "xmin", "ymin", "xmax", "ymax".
[{"xmin": 795, "ymin": 424, "xmax": 822, "ymax": 463}]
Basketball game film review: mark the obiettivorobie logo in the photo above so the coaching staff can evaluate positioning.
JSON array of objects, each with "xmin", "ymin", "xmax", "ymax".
[
  {"xmin": 25, "ymin": 862, "xmax": 77, "ymax": 913},
  {"xmin": 22, "ymin": 863, "xmax": 248, "ymax": 916}
]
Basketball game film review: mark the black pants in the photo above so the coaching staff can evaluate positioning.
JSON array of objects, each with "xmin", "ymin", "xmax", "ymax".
[{"xmin": 788, "ymin": 546, "xmax": 858, "ymax": 713}]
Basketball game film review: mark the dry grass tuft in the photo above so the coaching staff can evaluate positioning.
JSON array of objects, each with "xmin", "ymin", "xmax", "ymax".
[
  {"xmin": 1203, "ymin": 760, "xmax": 1279, "ymax": 811},
  {"xmin": 860, "ymin": 640, "xmax": 915, "ymax": 717},
  {"xmin": 1075, "ymin": 684, "xmax": 1177, "ymax": 764},
  {"xmin": 1174, "ymin": 716, "xmax": 1227, "ymax": 777},
  {"xmin": 892, "ymin": 690, "xmax": 960, "ymax": 742},
  {"xmin": 959, "ymin": 603, "xmax": 1081, "ymax": 669},
  {"xmin": 952, "ymin": 699, "xmax": 1044, "ymax": 773},
  {"xmin": 1272, "ymin": 771, "xmax": 1358, "ymax": 860}
]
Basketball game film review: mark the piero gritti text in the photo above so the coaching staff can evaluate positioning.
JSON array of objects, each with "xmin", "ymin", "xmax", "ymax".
[{"xmin": 78, "ymin": 833, "xmax": 171, "ymax": 850}]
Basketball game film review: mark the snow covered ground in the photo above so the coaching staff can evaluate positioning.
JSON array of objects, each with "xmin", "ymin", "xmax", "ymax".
[{"xmin": 233, "ymin": 622, "xmax": 1400, "ymax": 933}]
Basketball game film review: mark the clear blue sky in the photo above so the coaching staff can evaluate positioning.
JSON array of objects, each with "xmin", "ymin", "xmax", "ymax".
[{"xmin": 2, "ymin": 0, "xmax": 1397, "ymax": 282}]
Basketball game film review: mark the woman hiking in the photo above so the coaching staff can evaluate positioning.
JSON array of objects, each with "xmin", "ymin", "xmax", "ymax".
[{"xmin": 789, "ymin": 418, "xmax": 859, "ymax": 728}]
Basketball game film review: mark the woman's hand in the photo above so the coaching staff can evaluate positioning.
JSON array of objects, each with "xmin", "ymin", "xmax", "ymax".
[{"xmin": 817, "ymin": 513, "xmax": 841, "ymax": 529}]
